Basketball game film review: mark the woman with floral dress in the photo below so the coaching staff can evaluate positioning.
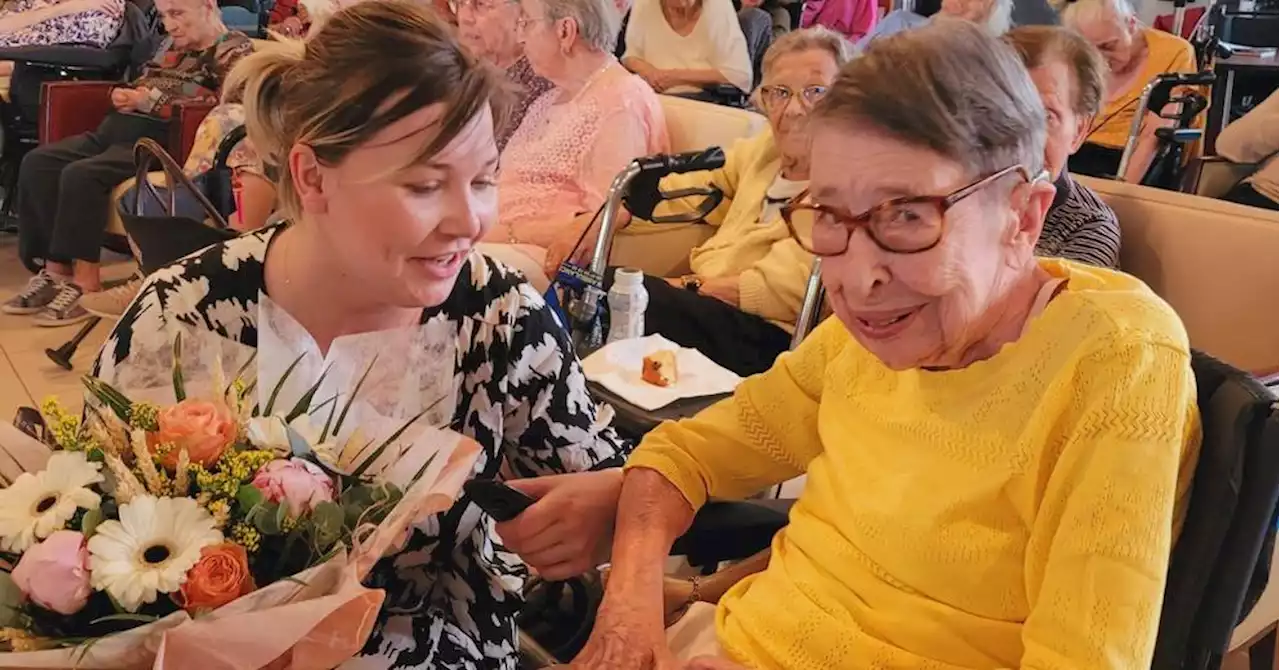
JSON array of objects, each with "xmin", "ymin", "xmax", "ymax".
[
  {"xmin": 0, "ymin": 0, "xmax": 123, "ymax": 48},
  {"xmin": 93, "ymin": 3, "xmax": 629, "ymax": 668}
]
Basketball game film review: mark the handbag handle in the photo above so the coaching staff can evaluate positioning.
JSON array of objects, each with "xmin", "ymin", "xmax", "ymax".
[{"xmin": 131, "ymin": 138, "xmax": 232, "ymax": 230}]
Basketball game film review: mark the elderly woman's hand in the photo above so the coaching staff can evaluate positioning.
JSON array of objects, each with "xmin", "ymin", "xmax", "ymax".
[{"xmin": 572, "ymin": 601, "xmax": 680, "ymax": 670}]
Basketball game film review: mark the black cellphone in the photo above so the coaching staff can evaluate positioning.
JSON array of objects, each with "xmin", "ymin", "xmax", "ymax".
[{"xmin": 463, "ymin": 479, "xmax": 535, "ymax": 522}]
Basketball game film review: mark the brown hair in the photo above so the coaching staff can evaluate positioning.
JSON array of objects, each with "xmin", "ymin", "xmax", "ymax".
[
  {"xmin": 1005, "ymin": 25, "xmax": 1107, "ymax": 117},
  {"xmin": 813, "ymin": 18, "xmax": 1047, "ymax": 177},
  {"xmin": 225, "ymin": 0, "xmax": 510, "ymax": 220}
]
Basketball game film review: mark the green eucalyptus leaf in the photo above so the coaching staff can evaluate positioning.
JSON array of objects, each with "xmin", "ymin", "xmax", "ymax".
[
  {"xmin": 312, "ymin": 501, "xmax": 344, "ymax": 535},
  {"xmin": 0, "ymin": 572, "xmax": 21, "ymax": 627},
  {"xmin": 81, "ymin": 507, "xmax": 105, "ymax": 539},
  {"xmin": 275, "ymin": 499, "xmax": 291, "ymax": 528},
  {"xmin": 255, "ymin": 501, "xmax": 282, "ymax": 535},
  {"xmin": 236, "ymin": 484, "xmax": 264, "ymax": 515}
]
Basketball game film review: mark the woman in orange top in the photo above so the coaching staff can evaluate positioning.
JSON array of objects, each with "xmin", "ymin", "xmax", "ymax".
[{"xmin": 1061, "ymin": 0, "xmax": 1196, "ymax": 182}]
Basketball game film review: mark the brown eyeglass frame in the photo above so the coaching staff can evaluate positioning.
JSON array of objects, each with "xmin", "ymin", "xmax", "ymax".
[{"xmin": 780, "ymin": 164, "xmax": 1042, "ymax": 256}]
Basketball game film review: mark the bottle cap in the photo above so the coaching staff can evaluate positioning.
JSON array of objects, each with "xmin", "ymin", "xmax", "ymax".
[{"xmin": 613, "ymin": 268, "xmax": 644, "ymax": 287}]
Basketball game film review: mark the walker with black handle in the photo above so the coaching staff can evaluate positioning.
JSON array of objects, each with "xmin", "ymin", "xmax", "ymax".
[
  {"xmin": 549, "ymin": 147, "xmax": 728, "ymax": 356},
  {"xmin": 1115, "ymin": 70, "xmax": 1218, "ymax": 188}
]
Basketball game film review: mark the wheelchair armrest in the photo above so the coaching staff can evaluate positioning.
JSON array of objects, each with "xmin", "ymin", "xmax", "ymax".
[
  {"xmin": 701, "ymin": 84, "xmax": 749, "ymax": 108},
  {"xmin": 168, "ymin": 100, "xmax": 217, "ymax": 165},
  {"xmin": 38, "ymin": 81, "xmax": 115, "ymax": 145},
  {"xmin": 671, "ymin": 500, "xmax": 792, "ymax": 570}
]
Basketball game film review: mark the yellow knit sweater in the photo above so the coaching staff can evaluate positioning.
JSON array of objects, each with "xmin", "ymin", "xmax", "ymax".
[
  {"xmin": 627, "ymin": 259, "xmax": 1201, "ymax": 670},
  {"xmin": 645, "ymin": 129, "xmax": 814, "ymax": 324}
]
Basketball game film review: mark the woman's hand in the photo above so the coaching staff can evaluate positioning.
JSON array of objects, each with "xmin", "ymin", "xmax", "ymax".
[
  {"xmin": 494, "ymin": 470, "xmax": 624, "ymax": 581},
  {"xmin": 572, "ymin": 601, "xmax": 679, "ymax": 670},
  {"xmin": 543, "ymin": 232, "xmax": 580, "ymax": 279},
  {"xmin": 273, "ymin": 16, "xmax": 305, "ymax": 36}
]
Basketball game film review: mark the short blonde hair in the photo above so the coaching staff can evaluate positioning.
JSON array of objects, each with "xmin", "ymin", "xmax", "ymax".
[
  {"xmin": 761, "ymin": 26, "xmax": 852, "ymax": 77},
  {"xmin": 224, "ymin": 0, "xmax": 509, "ymax": 221}
]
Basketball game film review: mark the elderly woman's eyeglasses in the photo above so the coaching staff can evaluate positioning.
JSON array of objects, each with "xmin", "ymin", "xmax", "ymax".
[
  {"xmin": 781, "ymin": 165, "xmax": 1044, "ymax": 256},
  {"xmin": 757, "ymin": 85, "xmax": 828, "ymax": 110}
]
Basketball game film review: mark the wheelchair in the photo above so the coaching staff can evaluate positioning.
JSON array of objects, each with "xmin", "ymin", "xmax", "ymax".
[{"xmin": 0, "ymin": 0, "xmax": 162, "ymax": 229}]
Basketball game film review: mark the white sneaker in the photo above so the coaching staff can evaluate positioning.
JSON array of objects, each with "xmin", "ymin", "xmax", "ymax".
[{"xmin": 81, "ymin": 278, "xmax": 144, "ymax": 319}]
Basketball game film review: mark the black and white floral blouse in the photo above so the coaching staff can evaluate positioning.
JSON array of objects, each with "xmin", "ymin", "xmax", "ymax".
[{"xmin": 93, "ymin": 225, "xmax": 628, "ymax": 669}]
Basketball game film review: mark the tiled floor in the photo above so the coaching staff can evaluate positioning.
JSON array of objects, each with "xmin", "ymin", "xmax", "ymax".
[{"xmin": 0, "ymin": 233, "xmax": 135, "ymax": 420}]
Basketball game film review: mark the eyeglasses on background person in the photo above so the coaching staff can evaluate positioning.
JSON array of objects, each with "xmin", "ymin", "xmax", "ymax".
[
  {"xmin": 781, "ymin": 164, "xmax": 1047, "ymax": 256},
  {"xmin": 756, "ymin": 84, "xmax": 830, "ymax": 111}
]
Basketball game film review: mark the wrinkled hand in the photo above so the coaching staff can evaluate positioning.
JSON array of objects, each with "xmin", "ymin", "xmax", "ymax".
[
  {"xmin": 110, "ymin": 87, "xmax": 147, "ymax": 112},
  {"xmin": 542, "ymin": 229, "xmax": 584, "ymax": 279},
  {"xmin": 572, "ymin": 603, "xmax": 678, "ymax": 670},
  {"xmin": 494, "ymin": 470, "xmax": 623, "ymax": 581}
]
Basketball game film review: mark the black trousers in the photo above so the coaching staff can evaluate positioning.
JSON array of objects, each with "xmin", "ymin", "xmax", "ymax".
[
  {"xmin": 17, "ymin": 112, "xmax": 169, "ymax": 266},
  {"xmin": 604, "ymin": 269, "xmax": 792, "ymax": 377},
  {"xmin": 1223, "ymin": 182, "xmax": 1279, "ymax": 211}
]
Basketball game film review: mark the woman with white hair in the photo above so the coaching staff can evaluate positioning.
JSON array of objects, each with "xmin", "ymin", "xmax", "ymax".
[
  {"xmin": 1060, "ymin": 0, "xmax": 1196, "ymax": 182},
  {"xmin": 479, "ymin": 0, "xmax": 668, "ymax": 290},
  {"xmin": 574, "ymin": 20, "xmax": 1198, "ymax": 670},
  {"xmin": 607, "ymin": 27, "xmax": 849, "ymax": 377},
  {"xmin": 622, "ymin": 0, "xmax": 753, "ymax": 95},
  {"xmin": 855, "ymin": 0, "xmax": 1013, "ymax": 50}
]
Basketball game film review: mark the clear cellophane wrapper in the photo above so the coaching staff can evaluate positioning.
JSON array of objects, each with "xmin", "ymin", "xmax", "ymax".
[{"xmin": 0, "ymin": 294, "xmax": 479, "ymax": 669}]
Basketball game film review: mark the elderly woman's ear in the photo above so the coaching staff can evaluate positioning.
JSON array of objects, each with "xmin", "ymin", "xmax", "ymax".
[{"xmin": 1007, "ymin": 177, "xmax": 1056, "ymax": 257}]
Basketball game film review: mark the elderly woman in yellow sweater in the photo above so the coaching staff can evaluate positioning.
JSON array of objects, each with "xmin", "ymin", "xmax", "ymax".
[
  {"xmin": 609, "ymin": 27, "xmax": 848, "ymax": 377},
  {"xmin": 566, "ymin": 19, "xmax": 1201, "ymax": 670}
]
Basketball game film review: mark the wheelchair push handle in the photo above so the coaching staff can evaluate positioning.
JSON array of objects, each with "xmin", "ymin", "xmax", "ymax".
[{"xmin": 637, "ymin": 147, "xmax": 728, "ymax": 176}]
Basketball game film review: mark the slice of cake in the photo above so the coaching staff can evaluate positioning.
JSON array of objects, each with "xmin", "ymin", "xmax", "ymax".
[{"xmin": 641, "ymin": 350, "xmax": 679, "ymax": 388}]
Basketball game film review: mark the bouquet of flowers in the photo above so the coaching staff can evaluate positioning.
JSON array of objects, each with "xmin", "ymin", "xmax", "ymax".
[{"xmin": 0, "ymin": 309, "xmax": 478, "ymax": 669}]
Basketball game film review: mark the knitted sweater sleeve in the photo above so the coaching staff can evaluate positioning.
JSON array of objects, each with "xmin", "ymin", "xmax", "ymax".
[
  {"xmin": 1020, "ymin": 336, "xmax": 1200, "ymax": 670},
  {"xmin": 624, "ymin": 318, "xmax": 839, "ymax": 508}
]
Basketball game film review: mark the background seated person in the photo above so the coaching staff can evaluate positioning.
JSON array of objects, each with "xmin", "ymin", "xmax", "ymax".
[
  {"xmin": 1061, "ymin": 0, "xmax": 1195, "ymax": 182},
  {"xmin": 454, "ymin": 0, "xmax": 552, "ymax": 151},
  {"xmin": 79, "ymin": 100, "xmax": 275, "ymax": 319},
  {"xmin": 1007, "ymin": 25, "xmax": 1120, "ymax": 267},
  {"xmin": 622, "ymin": 0, "xmax": 753, "ymax": 96},
  {"xmin": 856, "ymin": 0, "xmax": 1011, "ymax": 51},
  {"xmin": 576, "ymin": 21, "xmax": 1199, "ymax": 670},
  {"xmin": 0, "ymin": 0, "xmax": 122, "ymax": 48},
  {"xmin": 799, "ymin": 0, "xmax": 875, "ymax": 42},
  {"xmin": 610, "ymin": 27, "xmax": 848, "ymax": 377},
  {"xmin": 2, "ymin": 0, "xmax": 251, "ymax": 327},
  {"xmin": 479, "ymin": 0, "xmax": 668, "ymax": 292},
  {"xmin": 1214, "ymin": 89, "xmax": 1278, "ymax": 211}
]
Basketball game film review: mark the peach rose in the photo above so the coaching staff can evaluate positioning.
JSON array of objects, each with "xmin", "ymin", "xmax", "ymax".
[
  {"xmin": 176, "ymin": 543, "xmax": 255, "ymax": 612},
  {"xmin": 153, "ymin": 400, "xmax": 237, "ymax": 468}
]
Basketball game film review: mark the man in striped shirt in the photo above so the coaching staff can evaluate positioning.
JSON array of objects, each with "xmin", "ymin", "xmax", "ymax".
[{"xmin": 1007, "ymin": 25, "xmax": 1122, "ymax": 268}]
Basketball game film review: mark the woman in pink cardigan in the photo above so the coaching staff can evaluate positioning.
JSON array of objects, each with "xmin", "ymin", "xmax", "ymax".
[
  {"xmin": 480, "ymin": 0, "xmax": 668, "ymax": 291},
  {"xmin": 800, "ymin": 0, "xmax": 876, "ymax": 42}
]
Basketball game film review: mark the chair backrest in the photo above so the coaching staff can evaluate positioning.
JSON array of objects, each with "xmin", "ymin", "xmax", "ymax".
[
  {"xmin": 658, "ymin": 95, "xmax": 767, "ymax": 154},
  {"xmin": 1078, "ymin": 176, "xmax": 1279, "ymax": 376},
  {"xmin": 1153, "ymin": 351, "xmax": 1278, "ymax": 669}
]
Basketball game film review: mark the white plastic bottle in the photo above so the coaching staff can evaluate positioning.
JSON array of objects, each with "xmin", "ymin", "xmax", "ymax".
[{"xmin": 606, "ymin": 268, "xmax": 649, "ymax": 343}]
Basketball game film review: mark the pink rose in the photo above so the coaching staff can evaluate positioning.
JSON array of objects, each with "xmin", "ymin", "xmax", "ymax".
[
  {"xmin": 252, "ymin": 459, "xmax": 336, "ymax": 517},
  {"xmin": 11, "ymin": 531, "xmax": 91, "ymax": 615},
  {"xmin": 153, "ymin": 400, "xmax": 238, "ymax": 468}
]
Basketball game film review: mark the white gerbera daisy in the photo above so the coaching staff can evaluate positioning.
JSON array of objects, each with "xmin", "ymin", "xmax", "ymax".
[
  {"xmin": 0, "ymin": 451, "xmax": 103, "ymax": 552},
  {"xmin": 87, "ymin": 496, "xmax": 223, "ymax": 612}
]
